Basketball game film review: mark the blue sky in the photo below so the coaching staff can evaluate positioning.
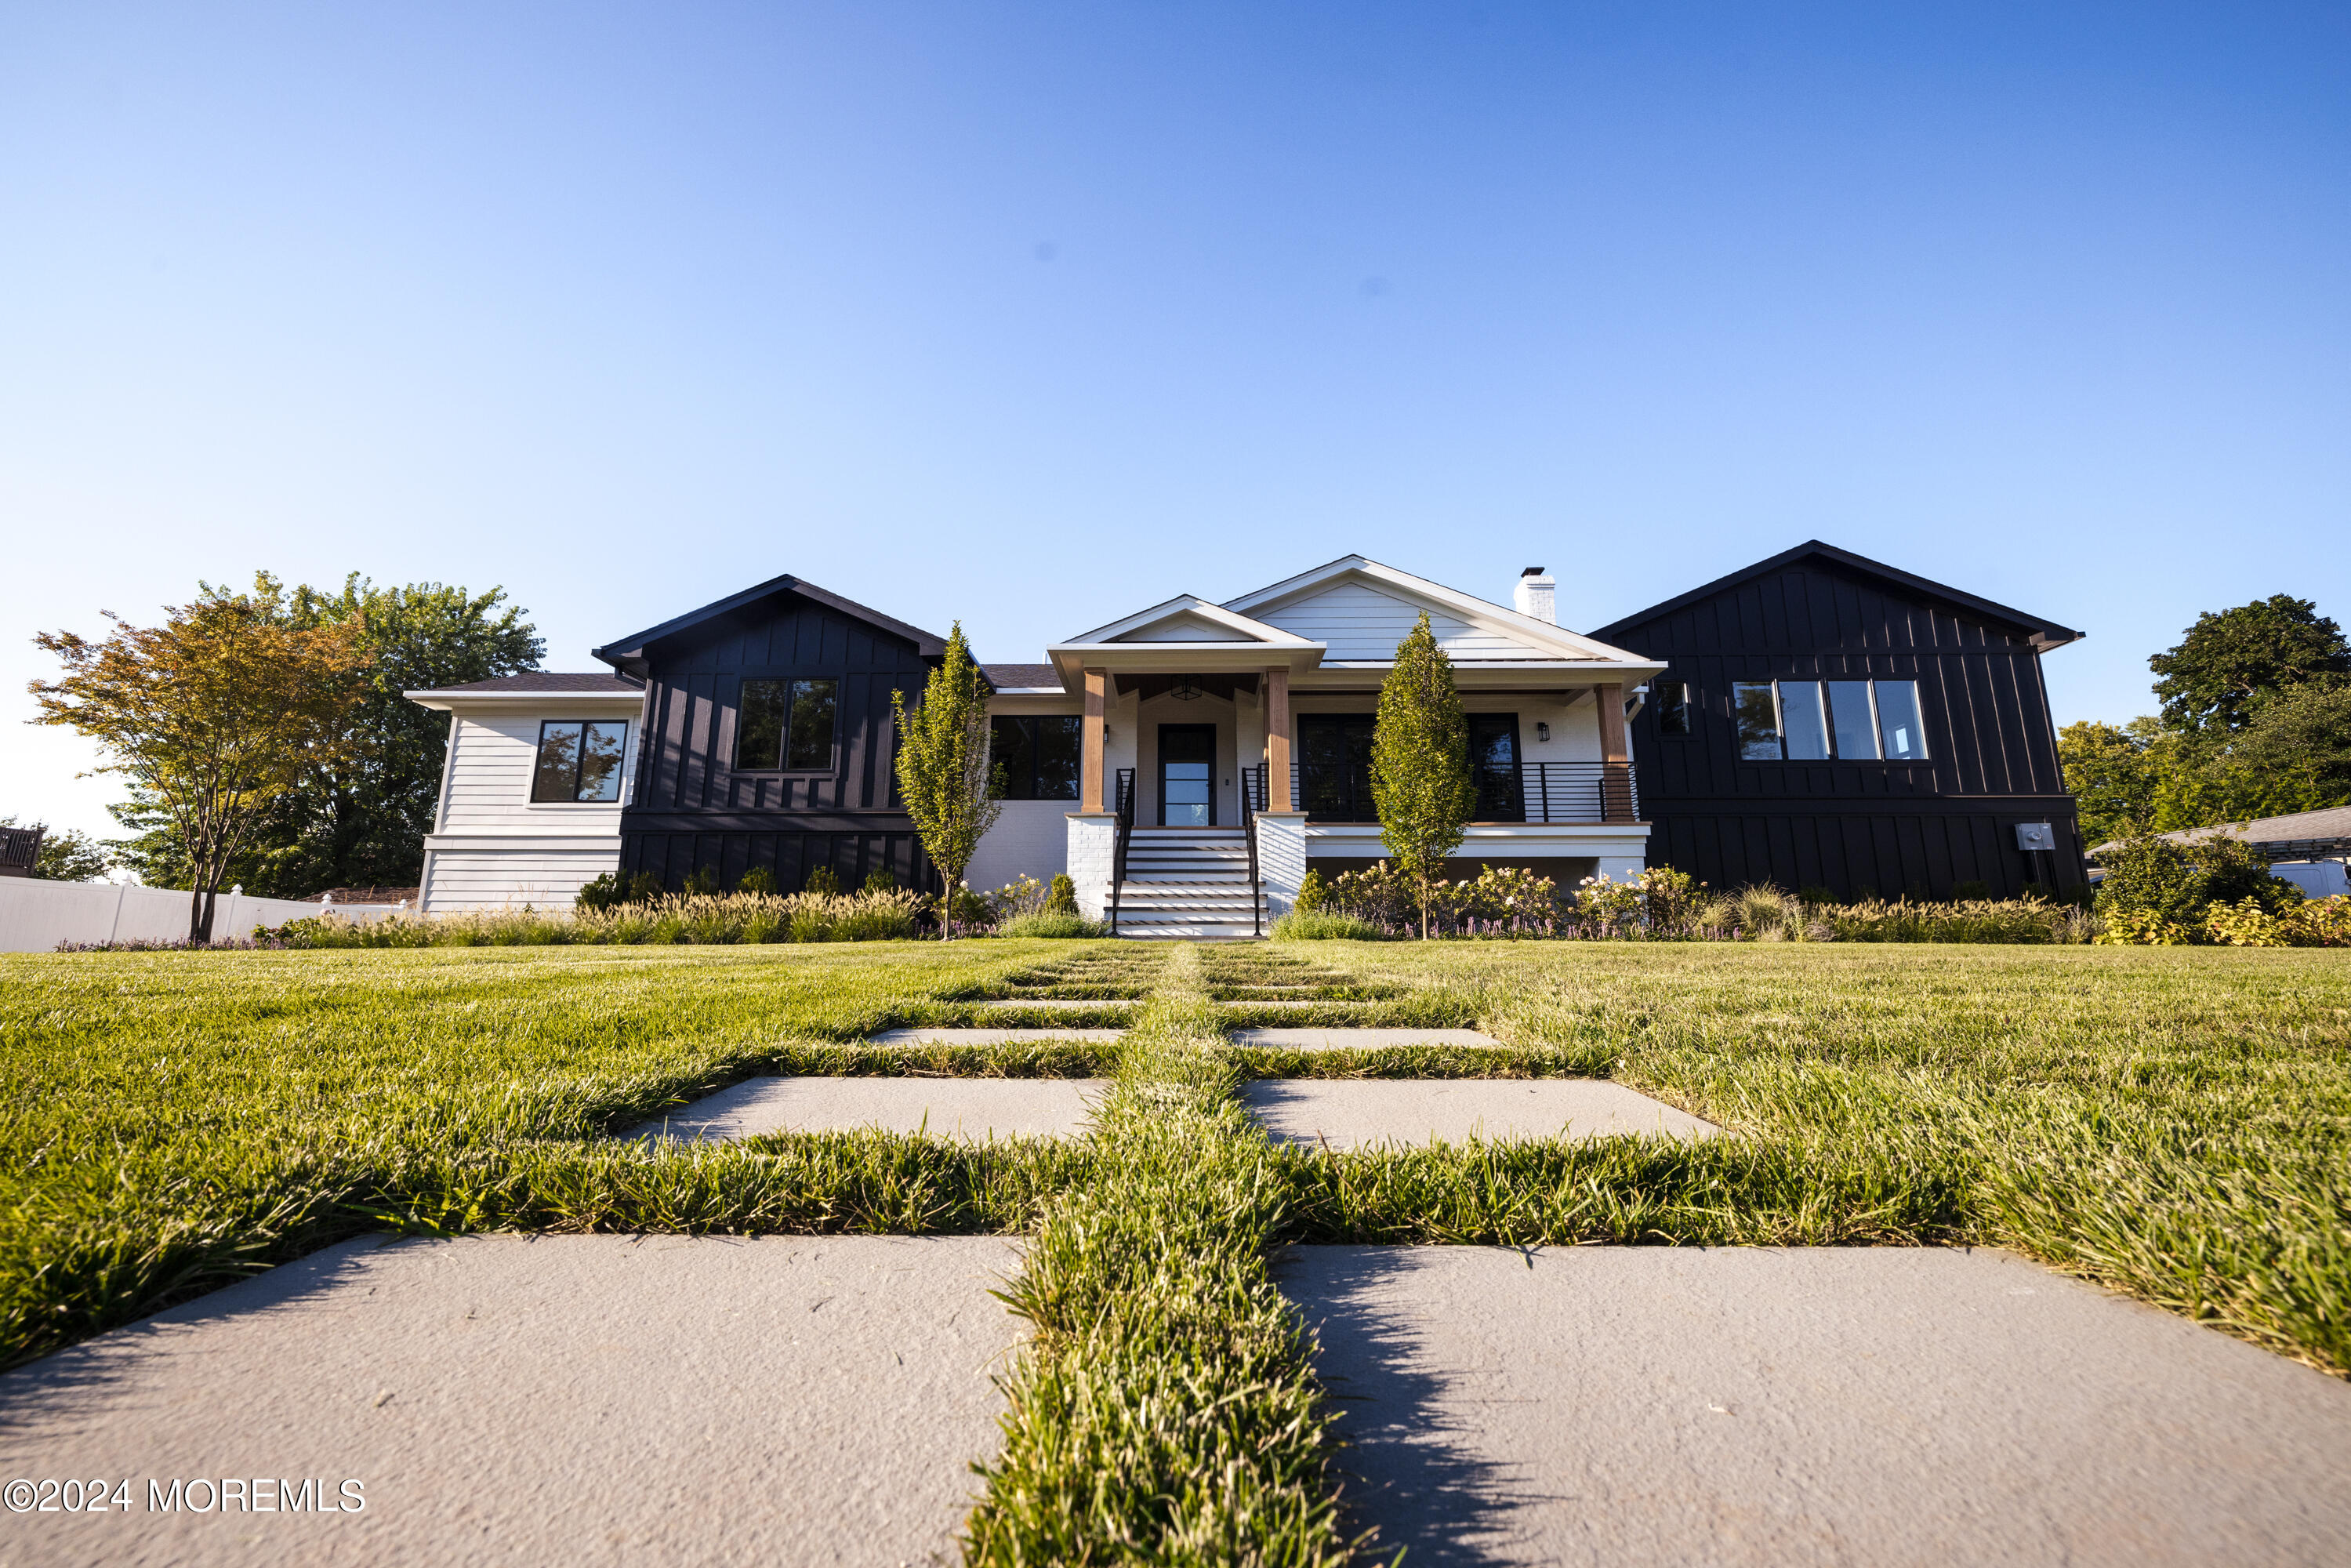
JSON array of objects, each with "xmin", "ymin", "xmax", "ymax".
[{"xmin": 5, "ymin": 2, "xmax": 2346, "ymax": 841}]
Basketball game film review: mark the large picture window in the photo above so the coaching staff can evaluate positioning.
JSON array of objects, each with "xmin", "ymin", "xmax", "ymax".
[
  {"xmin": 990, "ymin": 715, "xmax": 1082, "ymax": 800},
  {"xmin": 1734, "ymin": 680, "xmax": 1929, "ymax": 762},
  {"xmin": 737, "ymin": 679, "xmax": 838, "ymax": 771},
  {"xmin": 532, "ymin": 720, "xmax": 628, "ymax": 803}
]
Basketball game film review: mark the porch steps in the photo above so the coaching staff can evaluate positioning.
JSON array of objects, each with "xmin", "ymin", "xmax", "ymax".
[{"xmin": 1114, "ymin": 829, "xmax": 1262, "ymax": 940}]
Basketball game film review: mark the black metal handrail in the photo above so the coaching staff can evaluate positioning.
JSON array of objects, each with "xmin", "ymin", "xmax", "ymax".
[
  {"xmin": 1107, "ymin": 768, "xmax": 1136, "ymax": 937},
  {"xmin": 1288, "ymin": 760, "xmax": 1638, "ymax": 824},
  {"xmin": 1239, "ymin": 767, "xmax": 1264, "ymax": 937}
]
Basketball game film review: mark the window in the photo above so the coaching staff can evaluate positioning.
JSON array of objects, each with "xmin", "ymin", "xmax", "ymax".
[
  {"xmin": 1874, "ymin": 680, "xmax": 1927, "ymax": 760},
  {"xmin": 1734, "ymin": 679, "xmax": 1929, "ymax": 762},
  {"xmin": 1778, "ymin": 681, "xmax": 1831, "ymax": 760},
  {"xmin": 1733, "ymin": 683, "xmax": 1782, "ymax": 760},
  {"xmin": 1827, "ymin": 681, "xmax": 1878, "ymax": 759},
  {"xmin": 532, "ymin": 720, "xmax": 628, "ymax": 803},
  {"xmin": 990, "ymin": 715, "xmax": 1082, "ymax": 800},
  {"xmin": 737, "ymin": 679, "xmax": 838, "ymax": 771},
  {"xmin": 1655, "ymin": 678, "xmax": 1692, "ymax": 735}
]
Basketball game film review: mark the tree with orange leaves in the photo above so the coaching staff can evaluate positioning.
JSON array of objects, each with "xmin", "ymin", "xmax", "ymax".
[{"xmin": 31, "ymin": 576, "xmax": 370, "ymax": 942}]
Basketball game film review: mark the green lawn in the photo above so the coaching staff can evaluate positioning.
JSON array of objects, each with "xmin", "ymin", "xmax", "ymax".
[{"xmin": 5, "ymin": 937, "xmax": 2346, "ymax": 1562}]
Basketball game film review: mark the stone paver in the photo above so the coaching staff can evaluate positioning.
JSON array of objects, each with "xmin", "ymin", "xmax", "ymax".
[
  {"xmin": 1242, "ymin": 1079, "xmax": 1715, "ymax": 1149},
  {"xmin": 1229, "ymin": 1028, "xmax": 1500, "ymax": 1051},
  {"xmin": 636, "ymin": 1076, "xmax": 1105, "ymax": 1142},
  {"xmin": 0, "ymin": 1234, "xmax": 1021, "ymax": 1567},
  {"xmin": 1283, "ymin": 1244, "xmax": 2351, "ymax": 1566},
  {"xmin": 974, "ymin": 998, "xmax": 1135, "ymax": 1010},
  {"xmin": 871, "ymin": 1028, "xmax": 1126, "ymax": 1044}
]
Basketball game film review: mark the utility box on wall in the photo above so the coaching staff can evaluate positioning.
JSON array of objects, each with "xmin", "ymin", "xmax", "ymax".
[{"xmin": 2014, "ymin": 822, "xmax": 2056, "ymax": 852}]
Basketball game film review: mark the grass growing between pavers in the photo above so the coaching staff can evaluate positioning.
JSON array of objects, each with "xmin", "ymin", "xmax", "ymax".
[
  {"xmin": 1299, "ymin": 939, "xmax": 2351, "ymax": 1377},
  {"xmin": 964, "ymin": 944, "xmax": 1355, "ymax": 1566},
  {"xmin": 0, "ymin": 940, "xmax": 1130, "ymax": 1370}
]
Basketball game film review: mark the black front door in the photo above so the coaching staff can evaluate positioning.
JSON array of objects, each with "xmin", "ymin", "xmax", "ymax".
[{"xmin": 1158, "ymin": 724, "xmax": 1216, "ymax": 826}]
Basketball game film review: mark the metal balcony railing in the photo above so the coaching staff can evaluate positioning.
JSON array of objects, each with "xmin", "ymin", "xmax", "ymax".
[
  {"xmin": 1279, "ymin": 761, "xmax": 1638, "ymax": 825},
  {"xmin": 0, "ymin": 825, "xmax": 41, "ymax": 877}
]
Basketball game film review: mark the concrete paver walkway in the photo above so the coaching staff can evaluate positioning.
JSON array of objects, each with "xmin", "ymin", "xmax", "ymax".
[
  {"xmin": 0, "ymin": 1234, "xmax": 1022, "ymax": 1567},
  {"xmin": 636, "ymin": 1076, "xmax": 1105, "ymax": 1142},
  {"xmin": 1229, "ymin": 1028, "xmax": 1500, "ymax": 1050},
  {"xmin": 871, "ymin": 1027, "xmax": 1126, "ymax": 1044},
  {"xmin": 1243, "ymin": 1079, "xmax": 1715, "ymax": 1149},
  {"xmin": 1284, "ymin": 1244, "xmax": 2351, "ymax": 1566}
]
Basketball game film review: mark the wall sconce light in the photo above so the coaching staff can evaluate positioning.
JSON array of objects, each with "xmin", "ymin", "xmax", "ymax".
[{"xmin": 1535, "ymin": 721, "xmax": 1551, "ymax": 742}]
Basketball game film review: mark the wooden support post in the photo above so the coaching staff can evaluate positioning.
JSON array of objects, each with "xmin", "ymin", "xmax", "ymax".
[
  {"xmin": 1264, "ymin": 665, "xmax": 1292, "ymax": 811},
  {"xmin": 1596, "ymin": 682, "xmax": 1631, "ymax": 822},
  {"xmin": 1081, "ymin": 668, "xmax": 1108, "ymax": 813}
]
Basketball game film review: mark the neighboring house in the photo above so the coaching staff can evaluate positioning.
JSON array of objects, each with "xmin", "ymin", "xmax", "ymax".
[
  {"xmin": 2095, "ymin": 805, "xmax": 2351, "ymax": 900},
  {"xmin": 1591, "ymin": 541, "xmax": 2088, "ymax": 901},
  {"xmin": 408, "ymin": 543, "xmax": 2088, "ymax": 927}
]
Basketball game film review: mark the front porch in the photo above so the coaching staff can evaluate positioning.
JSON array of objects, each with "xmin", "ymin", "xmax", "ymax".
[{"xmin": 1015, "ymin": 557, "xmax": 1667, "ymax": 934}]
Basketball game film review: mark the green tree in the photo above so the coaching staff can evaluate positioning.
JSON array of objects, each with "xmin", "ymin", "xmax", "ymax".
[
  {"xmin": 892, "ymin": 623, "xmax": 1002, "ymax": 938},
  {"xmin": 0, "ymin": 817, "xmax": 114, "ymax": 882},
  {"xmin": 2222, "ymin": 683, "xmax": 2351, "ymax": 812},
  {"xmin": 102, "ymin": 576, "xmax": 542, "ymax": 896},
  {"xmin": 1371, "ymin": 611, "xmax": 1475, "ymax": 938},
  {"xmin": 31, "ymin": 577, "xmax": 370, "ymax": 940},
  {"xmin": 2148, "ymin": 594, "xmax": 2349, "ymax": 735}
]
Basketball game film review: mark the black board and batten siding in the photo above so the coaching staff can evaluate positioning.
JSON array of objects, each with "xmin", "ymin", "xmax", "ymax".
[
  {"xmin": 604, "ymin": 586, "xmax": 943, "ymax": 893},
  {"xmin": 1593, "ymin": 546, "xmax": 2088, "ymax": 901}
]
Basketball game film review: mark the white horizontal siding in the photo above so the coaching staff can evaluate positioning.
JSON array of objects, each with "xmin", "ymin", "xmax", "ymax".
[
  {"xmin": 422, "ymin": 847, "xmax": 621, "ymax": 913},
  {"xmin": 440, "ymin": 709, "xmax": 634, "ymax": 835},
  {"xmin": 966, "ymin": 800, "xmax": 1071, "ymax": 892},
  {"xmin": 1259, "ymin": 582, "xmax": 1547, "ymax": 662},
  {"xmin": 1112, "ymin": 612, "xmax": 1254, "ymax": 643}
]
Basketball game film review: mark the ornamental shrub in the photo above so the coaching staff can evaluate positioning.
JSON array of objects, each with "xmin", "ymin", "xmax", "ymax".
[
  {"xmin": 2095, "ymin": 830, "xmax": 2295, "ymax": 931},
  {"xmin": 996, "ymin": 910, "xmax": 1108, "ymax": 938},
  {"xmin": 737, "ymin": 866, "xmax": 778, "ymax": 896},
  {"xmin": 575, "ymin": 872, "xmax": 627, "ymax": 913},
  {"xmin": 1047, "ymin": 873, "xmax": 1078, "ymax": 914},
  {"xmin": 682, "ymin": 864, "xmax": 720, "ymax": 897},
  {"xmin": 803, "ymin": 865, "xmax": 840, "ymax": 896},
  {"xmin": 1271, "ymin": 909, "xmax": 1386, "ymax": 940},
  {"xmin": 1292, "ymin": 869, "xmax": 1329, "ymax": 914},
  {"xmin": 865, "ymin": 866, "xmax": 898, "ymax": 893}
]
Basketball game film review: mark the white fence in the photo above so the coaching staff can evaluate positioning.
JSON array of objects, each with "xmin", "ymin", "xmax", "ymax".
[{"xmin": 0, "ymin": 878, "xmax": 399, "ymax": 953}]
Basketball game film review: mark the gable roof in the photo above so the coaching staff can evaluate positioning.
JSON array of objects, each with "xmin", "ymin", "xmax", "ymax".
[
  {"xmin": 592, "ymin": 573, "xmax": 949, "ymax": 674},
  {"xmin": 1223, "ymin": 555, "xmax": 1654, "ymax": 665},
  {"xmin": 405, "ymin": 671, "xmax": 644, "ymax": 711},
  {"xmin": 1066, "ymin": 594, "xmax": 1315, "ymax": 648},
  {"xmin": 1589, "ymin": 540, "xmax": 2084, "ymax": 652}
]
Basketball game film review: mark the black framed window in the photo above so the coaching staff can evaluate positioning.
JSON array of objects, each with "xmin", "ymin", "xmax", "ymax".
[
  {"xmin": 1655, "ymin": 677, "xmax": 1692, "ymax": 735},
  {"xmin": 990, "ymin": 715, "xmax": 1082, "ymax": 800},
  {"xmin": 1734, "ymin": 680, "xmax": 1929, "ymax": 762},
  {"xmin": 532, "ymin": 720, "xmax": 628, "ymax": 803},
  {"xmin": 1467, "ymin": 713, "xmax": 1522, "ymax": 819},
  {"xmin": 737, "ymin": 679, "xmax": 839, "ymax": 771}
]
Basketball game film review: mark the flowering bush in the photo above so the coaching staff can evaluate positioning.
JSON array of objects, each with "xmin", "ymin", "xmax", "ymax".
[
  {"xmin": 256, "ymin": 887, "xmax": 927, "ymax": 947},
  {"xmin": 2202, "ymin": 893, "xmax": 2351, "ymax": 948}
]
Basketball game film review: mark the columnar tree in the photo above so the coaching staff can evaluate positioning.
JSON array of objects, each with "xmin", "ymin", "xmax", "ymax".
[
  {"xmin": 892, "ymin": 622, "xmax": 1002, "ymax": 938},
  {"xmin": 1371, "ymin": 610, "xmax": 1475, "ymax": 938},
  {"xmin": 31, "ymin": 578, "xmax": 369, "ymax": 941}
]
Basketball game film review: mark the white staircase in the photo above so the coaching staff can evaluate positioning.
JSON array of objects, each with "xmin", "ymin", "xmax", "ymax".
[{"xmin": 1113, "ymin": 828, "xmax": 1263, "ymax": 940}]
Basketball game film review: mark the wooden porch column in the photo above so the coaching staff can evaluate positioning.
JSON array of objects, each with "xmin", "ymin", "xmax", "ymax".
[
  {"xmin": 1081, "ymin": 667, "xmax": 1108, "ymax": 813},
  {"xmin": 1264, "ymin": 665, "xmax": 1293, "ymax": 811},
  {"xmin": 1595, "ymin": 682, "xmax": 1631, "ymax": 822}
]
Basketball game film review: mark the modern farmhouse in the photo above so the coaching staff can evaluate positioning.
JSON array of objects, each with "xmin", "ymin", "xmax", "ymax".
[{"xmin": 407, "ymin": 545, "xmax": 2088, "ymax": 932}]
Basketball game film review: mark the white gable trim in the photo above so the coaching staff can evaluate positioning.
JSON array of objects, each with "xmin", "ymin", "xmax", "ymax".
[
  {"xmin": 1065, "ymin": 594, "xmax": 1315, "ymax": 648},
  {"xmin": 1222, "ymin": 555, "xmax": 1653, "ymax": 666}
]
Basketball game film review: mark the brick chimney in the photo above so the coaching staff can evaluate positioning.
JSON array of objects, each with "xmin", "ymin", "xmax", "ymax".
[{"xmin": 1513, "ymin": 567, "xmax": 1555, "ymax": 625}]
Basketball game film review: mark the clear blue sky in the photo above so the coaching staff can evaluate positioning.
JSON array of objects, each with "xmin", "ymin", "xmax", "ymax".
[{"xmin": 5, "ymin": 2, "xmax": 2346, "ymax": 841}]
